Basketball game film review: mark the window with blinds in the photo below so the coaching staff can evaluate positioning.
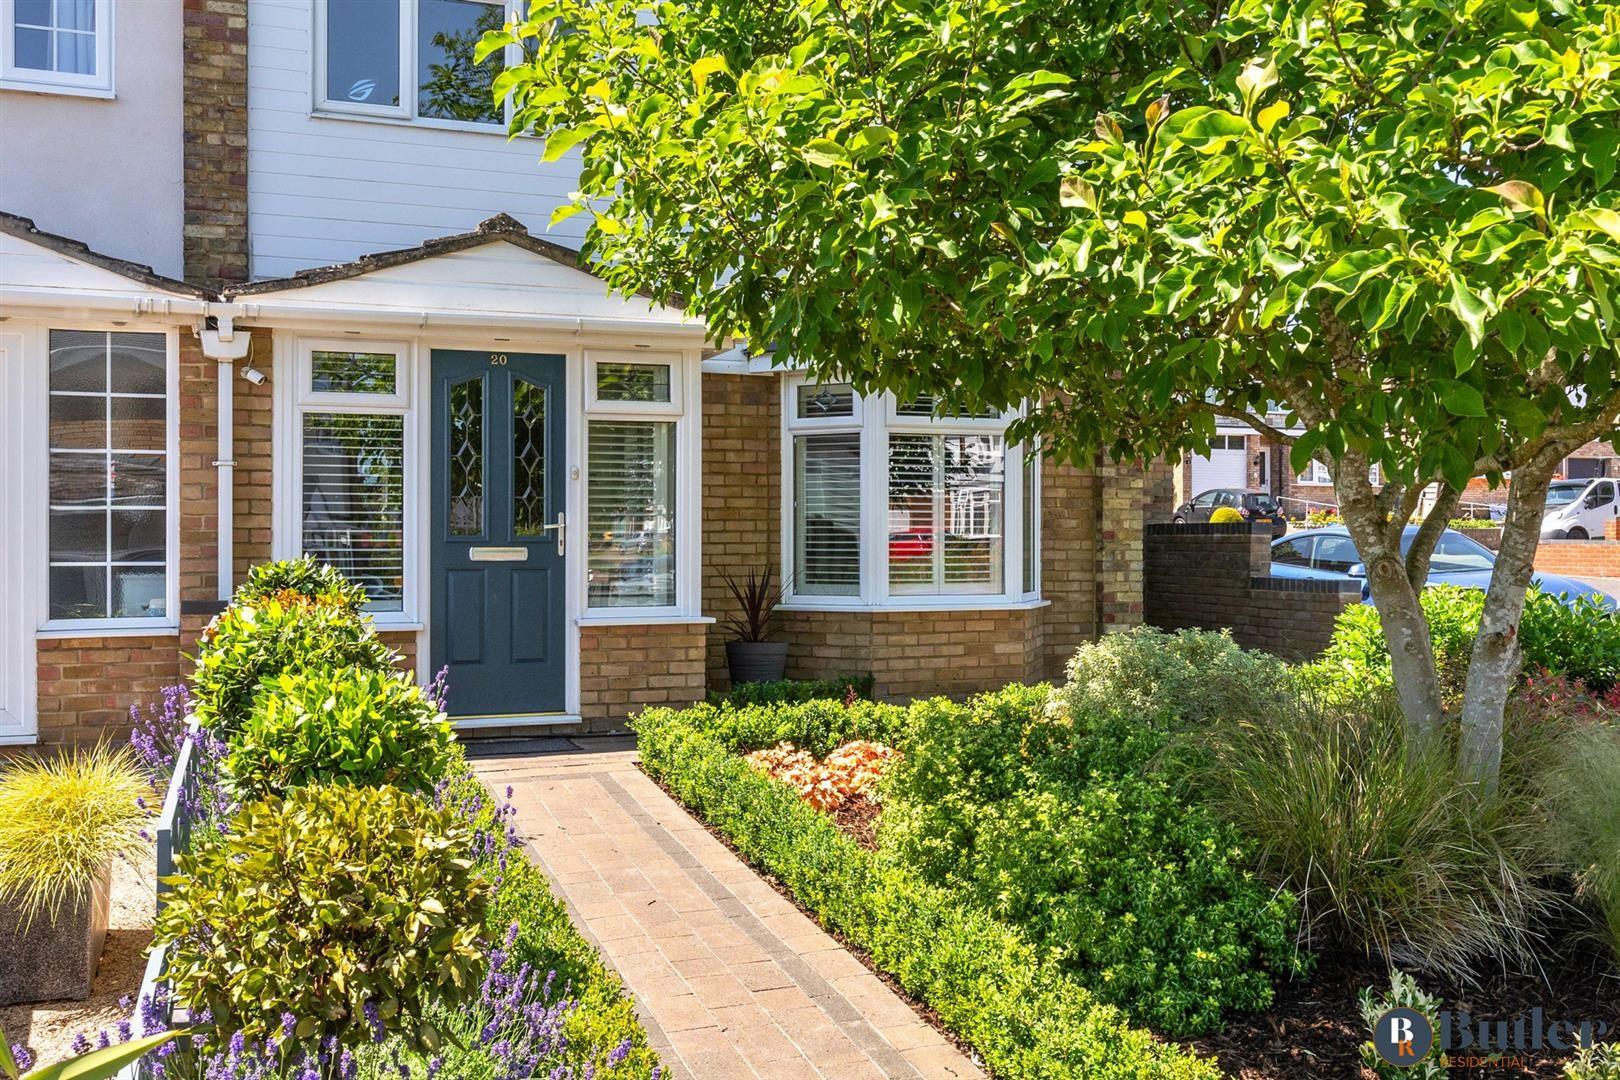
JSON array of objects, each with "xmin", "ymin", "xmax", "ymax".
[
  {"xmin": 301, "ymin": 413, "xmax": 405, "ymax": 611},
  {"xmin": 793, "ymin": 433, "xmax": 860, "ymax": 595},
  {"xmin": 587, "ymin": 420, "xmax": 676, "ymax": 608},
  {"xmin": 888, "ymin": 433, "xmax": 1004, "ymax": 594},
  {"xmin": 47, "ymin": 330, "xmax": 169, "ymax": 621}
]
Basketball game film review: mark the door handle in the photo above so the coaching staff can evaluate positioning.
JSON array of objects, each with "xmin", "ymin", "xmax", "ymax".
[{"xmin": 541, "ymin": 511, "xmax": 565, "ymax": 556}]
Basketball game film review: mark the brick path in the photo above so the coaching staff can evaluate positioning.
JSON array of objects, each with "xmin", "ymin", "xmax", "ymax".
[{"xmin": 473, "ymin": 737, "xmax": 985, "ymax": 1080}]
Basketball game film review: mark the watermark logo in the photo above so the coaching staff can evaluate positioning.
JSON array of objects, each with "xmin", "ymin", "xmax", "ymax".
[{"xmin": 1372, "ymin": 1007, "xmax": 1435, "ymax": 1067}]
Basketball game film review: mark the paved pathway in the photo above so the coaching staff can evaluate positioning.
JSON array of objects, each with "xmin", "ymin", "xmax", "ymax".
[{"xmin": 473, "ymin": 737, "xmax": 984, "ymax": 1080}]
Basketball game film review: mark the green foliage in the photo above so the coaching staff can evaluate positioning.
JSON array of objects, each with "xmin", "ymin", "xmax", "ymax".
[
  {"xmin": 227, "ymin": 666, "xmax": 457, "ymax": 800},
  {"xmin": 191, "ymin": 596, "xmax": 399, "ymax": 730},
  {"xmin": 233, "ymin": 557, "xmax": 369, "ymax": 611},
  {"xmin": 1358, "ymin": 970, "xmax": 1448, "ymax": 1080},
  {"xmin": 706, "ymin": 673, "xmax": 874, "ymax": 708},
  {"xmin": 885, "ymin": 673, "xmax": 1304, "ymax": 1035},
  {"xmin": 1566, "ymin": 1043, "xmax": 1620, "ymax": 1080},
  {"xmin": 1208, "ymin": 505, "xmax": 1245, "ymax": 524},
  {"xmin": 678, "ymin": 696, "xmax": 913, "ymax": 757},
  {"xmin": 0, "ymin": 745, "xmax": 148, "ymax": 925},
  {"xmin": 154, "ymin": 784, "xmax": 491, "ymax": 1053},
  {"xmin": 1311, "ymin": 585, "xmax": 1620, "ymax": 696},
  {"xmin": 1538, "ymin": 722, "xmax": 1620, "ymax": 965},
  {"xmin": 1191, "ymin": 697, "xmax": 1553, "ymax": 977},
  {"xmin": 633, "ymin": 704, "xmax": 1222, "ymax": 1079}
]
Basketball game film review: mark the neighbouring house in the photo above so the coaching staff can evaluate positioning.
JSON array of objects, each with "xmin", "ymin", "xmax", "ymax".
[
  {"xmin": 1175, "ymin": 412, "xmax": 1352, "ymax": 516},
  {"xmin": 0, "ymin": 0, "xmax": 1163, "ymax": 746}
]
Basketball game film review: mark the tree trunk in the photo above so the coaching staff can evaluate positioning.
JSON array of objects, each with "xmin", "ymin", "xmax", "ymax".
[
  {"xmin": 1456, "ymin": 456, "xmax": 1557, "ymax": 792},
  {"xmin": 1331, "ymin": 453, "xmax": 1447, "ymax": 747}
]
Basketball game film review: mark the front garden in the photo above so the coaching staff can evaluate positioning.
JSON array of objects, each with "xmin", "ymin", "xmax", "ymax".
[
  {"xmin": 637, "ymin": 598, "xmax": 1620, "ymax": 1079},
  {"xmin": 2, "ymin": 559, "xmax": 660, "ymax": 1080}
]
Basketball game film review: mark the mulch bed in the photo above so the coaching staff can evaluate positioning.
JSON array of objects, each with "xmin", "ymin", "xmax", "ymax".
[
  {"xmin": 1185, "ymin": 934, "xmax": 1620, "ymax": 1079},
  {"xmin": 828, "ymin": 794, "xmax": 881, "ymax": 851}
]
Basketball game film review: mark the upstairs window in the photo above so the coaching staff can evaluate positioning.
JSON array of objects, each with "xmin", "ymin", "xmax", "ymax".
[
  {"xmin": 318, "ymin": 0, "xmax": 509, "ymax": 129},
  {"xmin": 1, "ymin": 0, "xmax": 113, "ymax": 95}
]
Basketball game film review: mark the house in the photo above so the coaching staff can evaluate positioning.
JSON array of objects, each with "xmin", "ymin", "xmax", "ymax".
[
  {"xmin": 0, "ymin": 0, "xmax": 1161, "ymax": 746},
  {"xmin": 1176, "ymin": 413, "xmax": 1346, "ymax": 517}
]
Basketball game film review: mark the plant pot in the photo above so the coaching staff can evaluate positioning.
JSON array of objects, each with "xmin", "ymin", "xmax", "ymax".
[
  {"xmin": 726, "ymin": 640, "xmax": 789, "ymax": 685},
  {"xmin": 0, "ymin": 859, "xmax": 111, "ymax": 1004}
]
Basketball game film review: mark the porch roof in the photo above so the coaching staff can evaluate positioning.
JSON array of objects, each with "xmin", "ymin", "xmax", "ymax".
[
  {"xmin": 223, "ymin": 215, "xmax": 702, "ymax": 339},
  {"xmin": 0, "ymin": 210, "xmax": 214, "ymax": 315}
]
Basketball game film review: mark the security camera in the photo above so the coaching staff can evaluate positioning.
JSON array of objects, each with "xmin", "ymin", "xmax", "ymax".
[{"xmin": 240, "ymin": 365, "xmax": 268, "ymax": 386}]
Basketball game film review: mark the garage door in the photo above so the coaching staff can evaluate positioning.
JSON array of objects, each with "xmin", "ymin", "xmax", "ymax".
[{"xmin": 1190, "ymin": 436, "xmax": 1249, "ymax": 495}]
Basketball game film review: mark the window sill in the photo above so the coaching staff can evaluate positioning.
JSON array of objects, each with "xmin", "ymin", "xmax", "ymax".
[
  {"xmin": 0, "ymin": 78, "xmax": 114, "ymax": 99},
  {"xmin": 308, "ymin": 108, "xmax": 513, "ymax": 138},
  {"xmin": 578, "ymin": 614, "xmax": 716, "ymax": 627},
  {"xmin": 0, "ymin": 734, "xmax": 39, "ymax": 747},
  {"xmin": 37, "ymin": 622, "xmax": 180, "ymax": 640},
  {"xmin": 777, "ymin": 597, "xmax": 1050, "ymax": 614},
  {"xmin": 368, "ymin": 619, "xmax": 424, "ymax": 633}
]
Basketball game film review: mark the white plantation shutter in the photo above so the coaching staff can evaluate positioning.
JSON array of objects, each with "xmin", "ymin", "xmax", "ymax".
[
  {"xmin": 301, "ymin": 413, "xmax": 405, "ymax": 611},
  {"xmin": 587, "ymin": 420, "xmax": 676, "ymax": 607},
  {"xmin": 793, "ymin": 433, "xmax": 861, "ymax": 595}
]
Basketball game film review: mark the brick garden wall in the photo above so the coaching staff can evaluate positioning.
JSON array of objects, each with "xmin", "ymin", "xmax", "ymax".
[
  {"xmin": 1144, "ymin": 522, "xmax": 1362, "ymax": 660},
  {"xmin": 1534, "ymin": 537, "xmax": 1620, "ymax": 579}
]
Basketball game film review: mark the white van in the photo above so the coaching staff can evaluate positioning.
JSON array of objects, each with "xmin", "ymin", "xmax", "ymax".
[{"xmin": 1542, "ymin": 477, "xmax": 1619, "ymax": 540}]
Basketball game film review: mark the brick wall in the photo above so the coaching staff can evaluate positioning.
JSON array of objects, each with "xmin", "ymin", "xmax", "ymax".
[
  {"xmin": 1144, "ymin": 522, "xmax": 1362, "ymax": 660},
  {"xmin": 579, "ymin": 623, "xmax": 707, "ymax": 729},
  {"xmin": 700, "ymin": 373, "xmax": 779, "ymax": 687},
  {"xmin": 182, "ymin": 0, "xmax": 250, "ymax": 288},
  {"xmin": 35, "ymin": 636, "xmax": 185, "ymax": 746},
  {"xmin": 1039, "ymin": 458, "xmax": 1099, "ymax": 675},
  {"xmin": 779, "ymin": 607, "xmax": 1043, "ymax": 700},
  {"xmin": 1534, "ymin": 538, "xmax": 1620, "ymax": 579}
]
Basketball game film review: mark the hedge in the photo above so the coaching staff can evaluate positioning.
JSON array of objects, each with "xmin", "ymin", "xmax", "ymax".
[{"xmin": 633, "ymin": 704, "xmax": 1221, "ymax": 1080}]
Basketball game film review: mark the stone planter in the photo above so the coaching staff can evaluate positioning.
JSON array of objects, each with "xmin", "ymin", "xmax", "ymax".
[
  {"xmin": 725, "ymin": 640, "xmax": 789, "ymax": 685},
  {"xmin": 0, "ymin": 860, "xmax": 111, "ymax": 1004}
]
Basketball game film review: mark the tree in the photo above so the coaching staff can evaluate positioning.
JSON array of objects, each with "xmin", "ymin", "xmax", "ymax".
[{"xmin": 486, "ymin": 0, "xmax": 1620, "ymax": 788}]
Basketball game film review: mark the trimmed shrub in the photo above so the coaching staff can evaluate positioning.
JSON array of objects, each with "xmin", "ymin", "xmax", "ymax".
[
  {"xmin": 191, "ymin": 596, "xmax": 399, "ymax": 730},
  {"xmin": 707, "ymin": 673, "xmax": 873, "ymax": 708},
  {"xmin": 884, "ymin": 681, "xmax": 1304, "ymax": 1035},
  {"xmin": 1191, "ymin": 696, "xmax": 1554, "ymax": 977},
  {"xmin": 1208, "ymin": 505, "xmax": 1245, "ymax": 524},
  {"xmin": 154, "ymin": 783, "xmax": 491, "ymax": 1053},
  {"xmin": 676, "ymin": 696, "xmax": 914, "ymax": 757},
  {"xmin": 633, "ymin": 704, "xmax": 1221, "ymax": 1079},
  {"xmin": 1311, "ymin": 585, "xmax": 1620, "ymax": 698},
  {"xmin": 1539, "ymin": 722, "xmax": 1620, "ymax": 964},
  {"xmin": 227, "ymin": 666, "xmax": 457, "ymax": 800},
  {"xmin": 233, "ymin": 556, "xmax": 369, "ymax": 611}
]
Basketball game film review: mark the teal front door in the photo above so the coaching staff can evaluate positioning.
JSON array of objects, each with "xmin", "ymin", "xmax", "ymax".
[{"xmin": 430, "ymin": 351, "xmax": 567, "ymax": 718}]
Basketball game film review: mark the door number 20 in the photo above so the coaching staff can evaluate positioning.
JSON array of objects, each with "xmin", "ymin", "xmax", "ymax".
[{"xmin": 490, "ymin": 353, "xmax": 508, "ymax": 366}]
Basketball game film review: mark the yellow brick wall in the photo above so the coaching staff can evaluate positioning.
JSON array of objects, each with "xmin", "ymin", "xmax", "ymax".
[{"xmin": 579, "ymin": 623, "xmax": 708, "ymax": 729}]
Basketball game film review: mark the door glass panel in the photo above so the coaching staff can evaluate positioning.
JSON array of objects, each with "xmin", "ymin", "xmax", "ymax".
[
  {"xmin": 513, "ymin": 378, "xmax": 547, "ymax": 537},
  {"xmin": 448, "ymin": 377, "xmax": 484, "ymax": 536}
]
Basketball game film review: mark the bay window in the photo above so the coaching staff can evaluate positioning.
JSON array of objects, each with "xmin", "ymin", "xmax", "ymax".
[
  {"xmin": 782, "ymin": 376, "xmax": 1038, "ymax": 608},
  {"xmin": 291, "ymin": 343, "xmax": 410, "ymax": 614},
  {"xmin": 46, "ymin": 329, "xmax": 174, "ymax": 625}
]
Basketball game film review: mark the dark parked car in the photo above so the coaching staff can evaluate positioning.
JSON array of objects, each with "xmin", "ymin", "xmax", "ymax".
[
  {"xmin": 1270, "ymin": 525, "xmax": 1616, "ymax": 609},
  {"xmin": 1173, "ymin": 488, "xmax": 1288, "ymax": 537}
]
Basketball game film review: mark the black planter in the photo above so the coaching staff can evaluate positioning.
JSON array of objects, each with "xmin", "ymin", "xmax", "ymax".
[{"xmin": 726, "ymin": 640, "xmax": 789, "ymax": 684}]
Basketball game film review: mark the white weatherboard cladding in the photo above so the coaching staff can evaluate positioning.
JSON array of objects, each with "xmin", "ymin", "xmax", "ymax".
[{"xmin": 248, "ymin": 0, "xmax": 591, "ymax": 279}]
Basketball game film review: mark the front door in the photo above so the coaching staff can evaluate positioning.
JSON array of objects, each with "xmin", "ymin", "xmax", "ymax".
[{"xmin": 430, "ymin": 351, "xmax": 567, "ymax": 718}]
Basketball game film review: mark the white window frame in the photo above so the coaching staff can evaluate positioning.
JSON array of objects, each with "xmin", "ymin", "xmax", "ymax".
[
  {"xmin": 1296, "ymin": 458, "xmax": 1332, "ymax": 485},
  {"xmin": 0, "ymin": 0, "xmax": 113, "ymax": 97},
  {"xmin": 36, "ymin": 325, "xmax": 181, "ymax": 637},
  {"xmin": 779, "ymin": 375, "xmax": 1039, "ymax": 611},
  {"xmin": 281, "ymin": 335, "xmax": 418, "ymax": 625},
  {"xmin": 584, "ymin": 351, "xmax": 682, "ymax": 416},
  {"xmin": 581, "ymin": 349, "xmax": 700, "ymax": 619},
  {"xmin": 312, "ymin": 0, "xmax": 518, "ymax": 133}
]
